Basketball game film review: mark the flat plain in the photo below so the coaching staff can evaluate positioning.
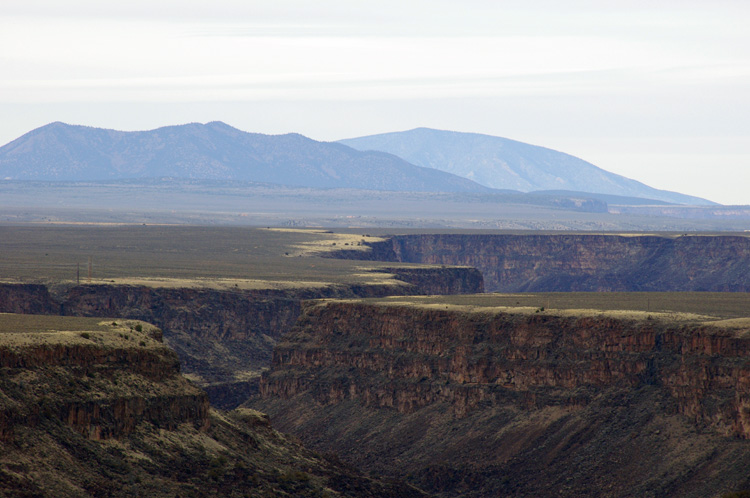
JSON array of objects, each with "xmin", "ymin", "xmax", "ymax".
[
  {"xmin": 0, "ymin": 225, "xmax": 412, "ymax": 289},
  {"xmin": 3, "ymin": 225, "xmax": 750, "ymax": 319},
  {"xmin": 359, "ymin": 292, "xmax": 750, "ymax": 322},
  {"xmin": 3, "ymin": 180, "xmax": 750, "ymax": 231}
]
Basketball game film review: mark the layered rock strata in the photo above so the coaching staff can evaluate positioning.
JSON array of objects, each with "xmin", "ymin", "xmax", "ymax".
[
  {"xmin": 0, "ymin": 265, "xmax": 482, "ymax": 408},
  {"xmin": 255, "ymin": 299, "xmax": 750, "ymax": 497},
  {"xmin": 0, "ymin": 318, "xmax": 207, "ymax": 442},
  {"xmin": 0, "ymin": 313, "xmax": 429, "ymax": 498},
  {"xmin": 331, "ymin": 233, "xmax": 750, "ymax": 291}
]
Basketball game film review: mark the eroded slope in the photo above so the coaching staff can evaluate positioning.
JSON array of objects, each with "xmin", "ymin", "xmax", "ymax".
[
  {"xmin": 253, "ymin": 295, "xmax": 750, "ymax": 497},
  {"xmin": 0, "ymin": 313, "xmax": 428, "ymax": 498}
]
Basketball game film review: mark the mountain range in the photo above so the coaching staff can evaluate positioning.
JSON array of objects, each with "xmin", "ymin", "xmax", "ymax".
[
  {"xmin": 0, "ymin": 122, "xmax": 487, "ymax": 193},
  {"xmin": 339, "ymin": 127, "xmax": 712, "ymax": 205},
  {"xmin": 0, "ymin": 121, "xmax": 713, "ymax": 205}
]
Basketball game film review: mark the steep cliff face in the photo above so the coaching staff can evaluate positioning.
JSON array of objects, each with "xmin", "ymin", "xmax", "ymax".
[
  {"xmin": 255, "ymin": 299, "xmax": 750, "ymax": 497},
  {"xmin": 0, "ymin": 318, "xmax": 207, "ymax": 442},
  {"xmin": 59, "ymin": 284, "xmax": 307, "ymax": 381},
  {"xmin": 0, "ymin": 283, "xmax": 58, "ymax": 315},
  {"xmin": 376, "ymin": 266, "xmax": 484, "ymax": 294},
  {"xmin": 0, "ymin": 266, "xmax": 482, "ymax": 408},
  {"xmin": 333, "ymin": 233, "xmax": 750, "ymax": 291},
  {"xmin": 0, "ymin": 313, "xmax": 429, "ymax": 498}
]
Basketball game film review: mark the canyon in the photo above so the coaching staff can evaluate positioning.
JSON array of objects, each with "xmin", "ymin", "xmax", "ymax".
[
  {"xmin": 4, "ymin": 226, "xmax": 750, "ymax": 496},
  {"xmin": 332, "ymin": 232, "xmax": 750, "ymax": 292},
  {"xmin": 0, "ymin": 316, "xmax": 208, "ymax": 443},
  {"xmin": 3, "ymin": 229, "xmax": 750, "ymax": 411},
  {"xmin": 0, "ymin": 313, "xmax": 428, "ymax": 497},
  {"xmin": 0, "ymin": 265, "xmax": 482, "ymax": 409},
  {"xmin": 254, "ymin": 296, "xmax": 750, "ymax": 497}
]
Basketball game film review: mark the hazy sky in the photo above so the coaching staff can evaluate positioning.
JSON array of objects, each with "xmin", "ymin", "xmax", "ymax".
[{"xmin": 2, "ymin": 0, "xmax": 749, "ymax": 204}]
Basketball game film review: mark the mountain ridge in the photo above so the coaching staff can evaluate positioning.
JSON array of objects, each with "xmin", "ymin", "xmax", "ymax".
[
  {"xmin": 339, "ymin": 127, "xmax": 715, "ymax": 205},
  {"xmin": 0, "ymin": 122, "xmax": 715, "ymax": 205},
  {"xmin": 0, "ymin": 122, "xmax": 490, "ymax": 193}
]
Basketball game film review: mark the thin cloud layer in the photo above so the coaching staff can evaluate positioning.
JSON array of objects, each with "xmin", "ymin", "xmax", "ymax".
[{"xmin": 1, "ymin": 1, "xmax": 748, "ymax": 203}]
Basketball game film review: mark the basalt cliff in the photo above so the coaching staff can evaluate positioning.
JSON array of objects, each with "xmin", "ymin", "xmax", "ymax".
[
  {"xmin": 254, "ymin": 298, "xmax": 750, "ymax": 498},
  {"xmin": 0, "ymin": 313, "xmax": 428, "ymax": 498},
  {"xmin": 0, "ymin": 317, "xmax": 208, "ymax": 443},
  {"xmin": 331, "ymin": 233, "xmax": 750, "ymax": 292},
  {"xmin": 0, "ymin": 266, "xmax": 482, "ymax": 408}
]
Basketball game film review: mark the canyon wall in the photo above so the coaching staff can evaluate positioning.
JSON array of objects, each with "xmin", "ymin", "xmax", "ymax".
[
  {"xmin": 0, "ymin": 315, "xmax": 429, "ymax": 497},
  {"xmin": 255, "ymin": 300, "xmax": 750, "ymax": 497},
  {"xmin": 0, "ymin": 265, "xmax": 482, "ymax": 408},
  {"xmin": 0, "ymin": 321, "xmax": 208, "ymax": 443},
  {"xmin": 332, "ymin": 233, "xmax": 750, "ymax": 291}
]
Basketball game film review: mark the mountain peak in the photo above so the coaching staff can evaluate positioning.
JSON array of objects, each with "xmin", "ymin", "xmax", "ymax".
[
  {"xmin": 0, "ymin": 122, "xmax": 715, "ymax": 205},
  {"xmin": 0, "ymin": 122, "xmax": 491, "ymax": 193},
  {"xmin": 339, "ymin": 129, "xmax": 715, "ymax": 205}
]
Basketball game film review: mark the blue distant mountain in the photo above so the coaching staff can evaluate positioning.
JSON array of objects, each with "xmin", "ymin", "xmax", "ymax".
[
  {"xmin": 0, "ymin": 122, "xmax": 491, "ymax": 193},
  {"xmin": 339, "ymin": 128, "xmax": 714, "ymax": 205}
]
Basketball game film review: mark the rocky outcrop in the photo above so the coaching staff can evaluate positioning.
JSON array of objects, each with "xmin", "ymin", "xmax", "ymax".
[
  {"xmin": 0, "ymin": 283, "xmax": 58, "ymax": 314},
  {"xmin": 331, "ymin": 233, "xmax": 750, "ymax": 291},
  {"xmin": 0, "ymin": 320, "xmax": 208, "ymax": 442},
  {"xmin": 254, "ymin": 299, "xmax": 750, "ymax": 497},
  {"xmin": 0, "ymin": 314, "xmax": 430, "ymax": 498},
  {"xmin": 0, "ymin": 265, "xmax": 482, "ymax": 408},
  {"xmin": 377, "ymin": 266, "xmax": 484, "ymax": 294}
]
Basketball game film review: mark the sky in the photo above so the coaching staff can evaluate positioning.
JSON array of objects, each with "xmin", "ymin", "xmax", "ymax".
[{"xmin": 2, "ymin": 0, "xmax": 749, "ymax": 204}]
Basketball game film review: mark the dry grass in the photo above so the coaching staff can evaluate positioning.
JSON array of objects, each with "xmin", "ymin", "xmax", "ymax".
[
  {"xmin": 344, "ymin": 292, "xmax": 750, "ymax": 326},
  {"xmin": 0, "ymin": 314, "xmax": 113, "ymax": 334},
  {"xmin": 268, "ymin": 228, "xmax": 386, "ymax": 256},
  {"xmin": 0, "ymin": 313, "xmax": 160, "ymax": 348},
  {"xmin": 0, "ymin": 225, "xmax": 410, "ymax": 288},
  {"xmin": 102, "ymin": 276, "xmax": 334, "ymax": 291}
]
